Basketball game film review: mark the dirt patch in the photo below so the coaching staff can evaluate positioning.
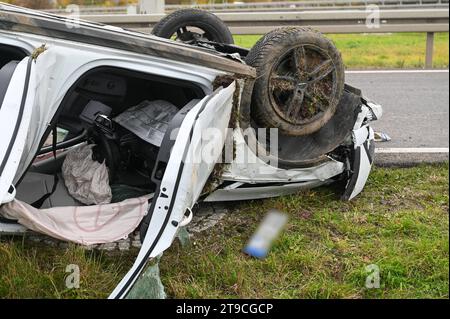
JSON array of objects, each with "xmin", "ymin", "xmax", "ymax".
[
  {"xmin": 187, "ymin": 204, "xmax": 229, "ymax": 234},
  {"xmin": 298, "ymin": 210, "xmax": 314, "ymax": 220},
  {"xmin": 271, "ymin": 77, "xmax": 295, "ymax": 92},
  {"xmin": 212, "ymin": 74, "xmax": 236, "ymax": 91}
]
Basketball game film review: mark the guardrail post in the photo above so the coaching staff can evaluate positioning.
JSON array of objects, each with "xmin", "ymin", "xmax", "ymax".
[
  {"xmin": 426, "ymin": 32, "xmax": 435, "ymax": 69},
  {"xmin": 139, "ymin": 0, "xmax": 165, "ymax": 14}
]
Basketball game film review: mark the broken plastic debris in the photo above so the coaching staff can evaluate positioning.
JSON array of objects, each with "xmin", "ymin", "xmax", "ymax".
[
  {"xmin": 374, "ymin": 132, "xmax": 391, "ymax": 143},
  {"xmin": 244, "ymin": 210, "xmax": 288, "ymax": 259},
  {"xmin": 126, "ymin": 255, "xmax": 166, "ymax": 299},
  {"xmin": 176, "ymin": 227, "xmax": 191, "ymax": 247}
]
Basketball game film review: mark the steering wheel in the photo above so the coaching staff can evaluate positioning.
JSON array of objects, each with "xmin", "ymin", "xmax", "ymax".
[{"xmin": 91, "ymin": 131, "xmax": 119, "ymax": 183}]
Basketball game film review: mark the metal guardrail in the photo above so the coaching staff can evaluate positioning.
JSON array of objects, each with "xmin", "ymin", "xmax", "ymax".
[
  {"xmin": 45, "ymin": 0, "xmax": 449, "ymax": 15},
  {"xmin": 56, "ymin": 8, "xmax": 448, "ymax": 69},
  {"xmin": 171, "ymin": 0, "xmax": 449, "ymax": 12},
  {"xmin": 81, "ymin": 9, "xmax": 448, "ymax": 31}
]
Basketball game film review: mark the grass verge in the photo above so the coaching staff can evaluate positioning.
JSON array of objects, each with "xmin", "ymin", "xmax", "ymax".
[
  {"xmin": 234, "ymin": 33, "xmax": 449, "ymax": 69},
  {"xmin": 0, "ymin": 164, "xmax": 448, "ymax": 299}
]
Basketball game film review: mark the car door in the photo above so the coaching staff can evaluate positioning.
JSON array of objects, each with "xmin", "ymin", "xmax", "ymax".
[
  {"xmin": 0, "ymin": 56, "xmax": 35, "ymax": 205},
  {"xmin": 110, "ymin": 82, "xmax": 236, "ymax": 299}
]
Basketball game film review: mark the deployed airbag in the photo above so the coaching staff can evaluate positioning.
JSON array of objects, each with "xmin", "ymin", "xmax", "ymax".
[
  {"xmin": 0, "ymin": 195, "xmax": 151, "ymax": 245},
  {"xmin": 62, "ymin": 144, "xmax": 112, "ymax": 205},
  {"xmin": 113, "ymin": 100, "xmax": 179, "ymax": 147}
]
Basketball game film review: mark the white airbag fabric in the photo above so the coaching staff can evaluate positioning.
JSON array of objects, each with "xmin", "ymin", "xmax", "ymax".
[
  {"xmin": 62, "ymin": 144, "xmax": 112, "ymax": 205},
  {"xmin": 113, "ymin": 100, "xmax": 179, "ymax": 147},
  {"xmin": 0, "ymin": 195, "xmax": 150, "ymax": 245}
]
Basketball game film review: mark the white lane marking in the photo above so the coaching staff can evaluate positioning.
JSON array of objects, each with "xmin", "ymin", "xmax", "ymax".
[
  {"xmin": 347, "ymin": 70, "xmax": 449, "ymax": 74},
  {"xmin": 376, "ymin": 148, "xmax": 449, "ymax": 153}
]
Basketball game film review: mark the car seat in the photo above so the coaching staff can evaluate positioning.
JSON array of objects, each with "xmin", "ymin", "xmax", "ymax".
[{"xmin": 15, "ymin": 172, "xmax": 82, "ymax": 208}]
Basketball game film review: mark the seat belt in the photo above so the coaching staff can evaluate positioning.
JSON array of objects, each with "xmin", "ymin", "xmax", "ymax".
[{"xmin": 31, "ymin": 126, "xmax": 60, "ymax": 209}]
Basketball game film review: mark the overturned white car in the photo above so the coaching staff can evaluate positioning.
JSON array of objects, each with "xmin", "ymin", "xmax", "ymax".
[{"xmin": 0, "ymin": 4, "xmax": 382, "ymax": 298}]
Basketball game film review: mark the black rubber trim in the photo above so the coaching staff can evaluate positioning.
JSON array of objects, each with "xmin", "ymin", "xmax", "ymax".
[
  {"xmin": 0, "ymin": 60, "xmax": 20, "ymax": 110},
  {"xmin": 38, "ymin": 129, "xmax": 88, "ymax": 155},
  {"xmin": 200, "ymin": 41, "xmax": 250, "ymax": 57},
  {"xmin": 31, "ymin": 126, "xmax": 59, "ymax": 209},
  {"xmin": 344, "ymin": 83, "xmax": 362, "ymax": 96},
  {"xmin": 341, "ymin": 146, "xmax": 362, "ymax": 201},
  {"xmin": 0, "ymin": 215, "xmax": 18, "ymax": 224},
  {"xmin": 116, "ymin": 92, "xmax": 219, "ymax": 299},
  {"xmin": 0, "ymin": 58, "xmax": 32, "ymax": 179},
  {"xmin": 364, "ymin": 141, "xmax": 375, "ymax": 165}
]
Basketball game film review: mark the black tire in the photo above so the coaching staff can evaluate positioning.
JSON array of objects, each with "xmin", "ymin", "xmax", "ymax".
[
  {"xmin": 152, "ymin": 9, "xmax": 234, "ymax": 44},
  {"xmin": 246, "ymin": 27, "xmax": 345, "ymax": 136}
]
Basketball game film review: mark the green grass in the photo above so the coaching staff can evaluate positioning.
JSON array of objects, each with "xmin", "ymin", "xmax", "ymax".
[
  {"xmin": 234, "ymin": 33, "xmax": 450, "ymax": 69},
  {"xmin": 0, "ymin": 242, "xmax": 134, "ymax": 299},
  {"xmin": 161, "ymin": 163, "xmax": 449, "ymax": 299},
  {"xmin": 0, "ymin": 164, "xmax": 448, "ymax": 299}
]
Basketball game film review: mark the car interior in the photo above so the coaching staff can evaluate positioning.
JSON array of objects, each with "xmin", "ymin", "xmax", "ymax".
[
  {"xmin": 0, "ymin": 44, "xmax": 27, "ymax": 69},
  {"xmin": 0, "ymin": 44, "xmax": 206, "ymax": 209},
  {"xmin": 0, "ymin": 45, "xmax": 27, "ymax": 106}
]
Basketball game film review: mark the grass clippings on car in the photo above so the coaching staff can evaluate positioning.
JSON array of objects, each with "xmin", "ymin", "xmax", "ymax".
[{"xmin": 0, "ymin": 164, "xmax": 448, "ymax": 299}]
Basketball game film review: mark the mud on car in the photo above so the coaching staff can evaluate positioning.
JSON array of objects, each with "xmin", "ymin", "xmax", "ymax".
[{"xmin": 0, "ymin": 4, "xmax": 382, "ymax": 298}]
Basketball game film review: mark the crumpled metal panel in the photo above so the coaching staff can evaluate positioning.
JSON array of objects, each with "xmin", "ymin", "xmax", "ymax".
[
  {"xmin": 221, "ymin": 127, "xmax": 345, "ymax": 184},
  {"xmin": 204, "ymin": 180, "xmax": 332, "ymax": 202}
]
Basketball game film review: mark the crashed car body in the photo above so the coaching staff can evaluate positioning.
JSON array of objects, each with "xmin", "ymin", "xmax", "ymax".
[{"xmin": 0, "ymin": 4, "xmax": 382, "ymax": 298}]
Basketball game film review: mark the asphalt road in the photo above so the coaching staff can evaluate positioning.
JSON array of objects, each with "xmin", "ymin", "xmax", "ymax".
[{"xmin": 346, "ymin": 70, "xmax": 449, "ymax": 149}]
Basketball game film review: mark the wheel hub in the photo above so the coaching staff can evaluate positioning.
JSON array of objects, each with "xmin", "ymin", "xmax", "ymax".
[{"xmin": 269, "ymin": 44, "xmax": 337, "ymax": 126}]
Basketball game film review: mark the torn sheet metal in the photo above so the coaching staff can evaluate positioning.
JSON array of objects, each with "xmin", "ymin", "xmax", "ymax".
[
  {"xmin": 221, "ymin": 160, "xmax": 345, "ymax": 184},
  {"xmin": 221, "ymin": 128, "xmax": 345, "ymax": 183},
  {"xmin": 114, "ymin": 100, "xmax": 179, "ymax": 147},
  {"xmin": 204, "ymin": 180, "xmax": 331, "ymax": 202}
]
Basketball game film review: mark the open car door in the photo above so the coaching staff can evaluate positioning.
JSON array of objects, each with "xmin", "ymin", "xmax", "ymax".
[
  {"xmin": 0, "ymin": 57, "xmax": 35, "ymax": 205},
  {"xmin": 110, "ymin": 82, "xmax": 236, "ymax": 299}
]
